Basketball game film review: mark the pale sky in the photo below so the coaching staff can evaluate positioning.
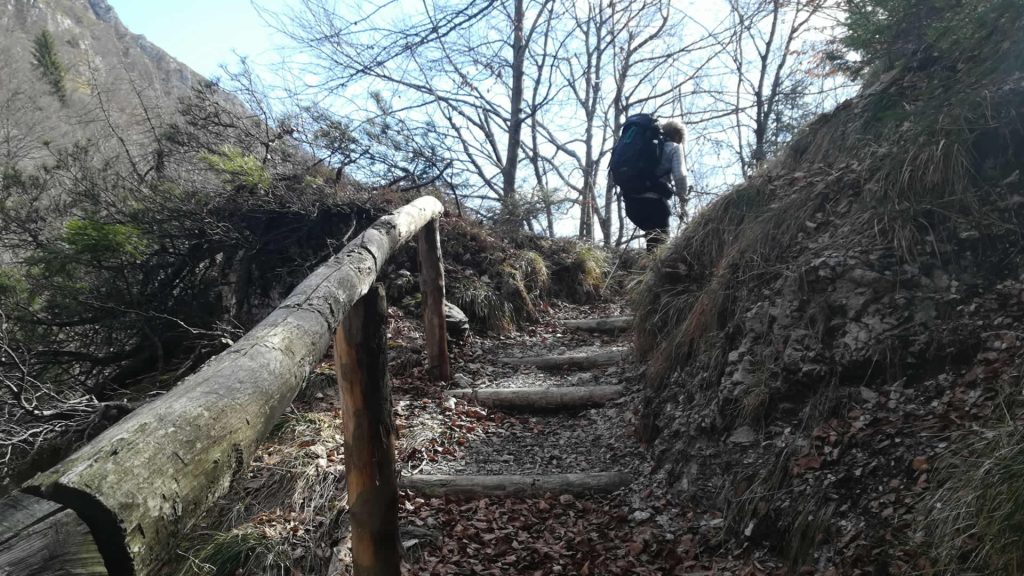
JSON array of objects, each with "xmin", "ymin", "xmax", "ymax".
[
  {"xmin": 107, "ymin": 0, "xmax": 725, "ymax": 81},
  {"xmin": 107, "ymin": 0, "xmax": 290, "ymax": 79}
]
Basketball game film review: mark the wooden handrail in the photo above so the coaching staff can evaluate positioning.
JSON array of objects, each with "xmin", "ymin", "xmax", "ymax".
[{"xmin": 0, "ymin": 196, "xmax": 448, "ymax": 575}]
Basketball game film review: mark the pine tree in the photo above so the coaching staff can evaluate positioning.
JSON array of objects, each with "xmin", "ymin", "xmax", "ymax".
[{"xmin": 31, "ymin": 30, "xmax": 67, "ymax": 105}]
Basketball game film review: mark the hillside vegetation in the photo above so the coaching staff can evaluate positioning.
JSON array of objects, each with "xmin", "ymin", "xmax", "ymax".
[
  {"xmin": 0, "ymin": 0, "xmax": 616, "ymax": 494},
  {"xmin": 635, "ymin": 0, "xmax": 1024, "ymax": 572}
]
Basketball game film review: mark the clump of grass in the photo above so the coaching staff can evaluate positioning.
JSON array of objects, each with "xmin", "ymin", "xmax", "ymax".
[
  {"xmin": 199, "ymin": 145, "xmax": 271, "ymax": 190},
  {"xmin": 549, "ymin": 243, "xmax": 608, "ymax": 303},
  {"xmin": 574, "ymin": 244, "xmax": 607, "ymax": 293},
  {"xmin": 179, "ymin": 525, "xmax": 290, "ymax": 576},
  {"xmin": 514, "ymin": 250, "xmax": 550, "ymax": 296},
  {"xmin": 926, "ymin": 427, "xmax": 1024, "ymax": 573},
  {"xmin": 497, "ymin": 264, "xmax": 538, "ymax": 324},
  {"xmin": 180, "ymin": 405, "xmax": 346, "ymax": 575},
  {"xmin": 449, "ymin": 274, "xmax": 515, "ymax": 333}
]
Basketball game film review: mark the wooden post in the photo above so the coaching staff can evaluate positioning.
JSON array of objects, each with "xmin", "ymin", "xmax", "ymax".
[
  {"xmin": 335, "ymin": 284, "xmax": 400, "ymax": 576},
  {"xmin": 417, "ymin": 216, "xmax": 451, "ymax": 382}
]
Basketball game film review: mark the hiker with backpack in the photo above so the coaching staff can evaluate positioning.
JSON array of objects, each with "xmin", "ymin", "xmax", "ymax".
[{"xmin": 609, "ymin": 115, "xmax": 688, "ymax": 251}]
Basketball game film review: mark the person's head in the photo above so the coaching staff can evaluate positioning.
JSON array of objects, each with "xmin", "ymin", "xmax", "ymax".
[{"xmin": 662, "ymin": 120, "xmax": 686, "ymax": 145}]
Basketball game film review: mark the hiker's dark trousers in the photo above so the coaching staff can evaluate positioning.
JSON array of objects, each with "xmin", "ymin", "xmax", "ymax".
[{"xmin": 624, "ymin": 195, "xmax": 670, "ymax": 251}]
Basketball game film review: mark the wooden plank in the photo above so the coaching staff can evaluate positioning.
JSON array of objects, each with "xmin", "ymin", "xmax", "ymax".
[
  {"xmin": 500, "ymin": 349, "xmax": 628, "ymax": 370},
  {"xmin": 560, "ymin": 316, "xmax": 633, "ymax": 332},
  {"xmin": 417, "ymin": 217, "xmax": 451, "ymax": 382},
  {"xmin": 446, "ymin": 385, "xmax": 624, "ymax": 411},
  {"xmin": 0, "ymin": 492, "xmax": 106, "ymax": 575},
  {"xmin": 22, "ymin": 196, "xmax": 443, "ymax": 575},
  {"xmin": 0, "ymin": 492, "xmax": 63, "ymax": 543},
  {"xmin": 336, "ymin": 285, "xmax": 401, "ymax": 576},
  {"xmin": 401, "ymin": 472, "xmax": 631, "ymax": 498}
]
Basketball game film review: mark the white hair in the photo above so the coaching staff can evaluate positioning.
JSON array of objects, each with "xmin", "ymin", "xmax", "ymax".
[{"xmin": 662, "ymin": 119, "xmax": 686, "ymax": 146}]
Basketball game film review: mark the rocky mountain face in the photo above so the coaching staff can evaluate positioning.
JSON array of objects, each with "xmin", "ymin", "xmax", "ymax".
[{"xmin": 0, "ymin": 0, "xmax": 209, "ymax": 164}]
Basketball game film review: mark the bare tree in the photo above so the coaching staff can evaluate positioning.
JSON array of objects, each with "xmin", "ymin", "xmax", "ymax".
[
  {"xmin": 270, "ymin": 0, "xmax": 562, "ymax": 228},
  {"xmin": 717, "ymin": 0, "xmax": 845, "ymax": 174},
  {"xmin": 527, "ymin": 0, "xmax": 724, "ymax": 244}
]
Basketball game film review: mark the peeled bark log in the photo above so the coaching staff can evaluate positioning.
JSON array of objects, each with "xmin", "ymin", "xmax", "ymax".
[
  {"xmin": 21, "ymin": 197, "xmax": 444, "ymax": 575},
  {"xmin": 560, "ymin": 316, "xmax": 633, "ymax": 332},
  {"xmin": 500, "ymin": 349, "xmax": 628, "ymax": 370},
  {"xmin": 0, "ymin": 493, "xmax": 106, "ymax": 574},
  {"xmin": 401, "ymin": 472, "xmax": 631, "ymax": 498},
  {"xmin": 446, "ymin": 386, "xmax": 624, "ymax": 410}
]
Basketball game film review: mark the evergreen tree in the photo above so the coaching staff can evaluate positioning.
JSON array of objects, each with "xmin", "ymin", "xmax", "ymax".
[{"xmin": 31, "ymin": 29, "xmax": 67, "ymax": 104}]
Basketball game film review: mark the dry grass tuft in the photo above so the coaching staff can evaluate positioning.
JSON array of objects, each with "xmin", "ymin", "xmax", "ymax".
[
  {"xmin": 179, "ymin": 525, "xmax": 291, "ymax": 576},
  {"xmin": 178, "ymin": 403, "xmax": 347, "ymax": 575},
  {"xmin": 449, "ymin": 274, "xmax": 516, "ymax": 333},
  {"xmin": 514, "ymin": 250, "xmax": 551, "ymax": 296},
  {"xmin": 926, "ymin": 426, "xmax": 1024, "ymax": 574}
]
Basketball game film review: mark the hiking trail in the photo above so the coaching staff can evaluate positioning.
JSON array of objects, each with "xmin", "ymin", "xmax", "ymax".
[{"xmin": 376, "ymin": 303, "xmax": 745, "ymax": 575}]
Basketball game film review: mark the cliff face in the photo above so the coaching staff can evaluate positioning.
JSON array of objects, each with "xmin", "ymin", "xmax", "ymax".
[
  {"xmin": 1, "ymin": 0, "xmax": 200, "ymax": 102},
  {"xmin": 0, "ymin": 0, "xmax": 213, "ymax": 165}
]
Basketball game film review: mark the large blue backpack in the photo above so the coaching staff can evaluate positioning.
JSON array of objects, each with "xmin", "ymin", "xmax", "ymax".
[{"xmin": 609, "ymin": 114, "xmax": 665, "ymax": 196}]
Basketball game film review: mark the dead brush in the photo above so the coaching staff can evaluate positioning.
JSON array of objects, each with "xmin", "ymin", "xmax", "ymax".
[{"xmin": 178, "ymin": 409, "xmax": 347, "ymax": 575}]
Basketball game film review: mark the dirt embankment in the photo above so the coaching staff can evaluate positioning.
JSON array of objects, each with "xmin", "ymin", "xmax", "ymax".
[{"xmin": 634, "ymin": 18, "xmax": 1024, "ymax": 573}]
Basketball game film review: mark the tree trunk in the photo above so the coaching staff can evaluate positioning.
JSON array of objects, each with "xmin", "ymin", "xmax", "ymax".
[
  {"xmin": 500, "ymin": 349, "xmax": 627, "ymax": 370},
  {"xmin": 560, "ymin": 317, "xmax": 633, "ymax": 332},
  {"xmin": 446, "ymin": 385, "xmax": 623, "ymax": 411},
  {"xmin": 501, "ymin": 0, "xmax": 526, "ymax": 212},
  {"xmin": 21, "ymin": 197, "xmax": 444, "ymax": 576},
  {"xmin": 402, "ymin": 472, "xmax": 631, "ymax": 498},
  {"xmin": 336, "ymin": 285, "xmax": 400, "ymax": 576}
]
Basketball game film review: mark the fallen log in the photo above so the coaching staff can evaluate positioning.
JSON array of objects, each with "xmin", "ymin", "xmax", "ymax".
[
  {"xmin": 19, "ymin": 196, "xmax": 444, "ymax": 575},
  {"xmin": 0, "ymin": 492, "xmax": 106, "ymax": 574},
  {"xmin": 560, "ymin": 316, "xmax": 633, "ymax": 332},
  {"xmin": 401, "ymin": 472, "xmax": 631, "ymax": 498},
  {"xmin": 446, "ymin": 385, "xmax": 623, "ymax": 410},
  {"xmin": 500, "ymin": 349, "xmax": 628, "ymax": 370}
]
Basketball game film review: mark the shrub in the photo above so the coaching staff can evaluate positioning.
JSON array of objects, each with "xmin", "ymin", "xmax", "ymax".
[
  {"xmin": 31, "ymin": 30, "xmax": 67, "ymax": 104},
  {"xmin": 62, "ymin": 220, "xmax": 148, "ymax": 262},
  {"xmin": 200, "ymin": 145, "xmax": 271, "ymax": 189}
]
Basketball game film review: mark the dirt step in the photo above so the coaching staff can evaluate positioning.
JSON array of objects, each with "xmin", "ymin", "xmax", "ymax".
[
  {"xmin": 401, "ymin": 472, "xmax": 631, "ymax": 498},
  {"xmin": 446, "ymin": 385, "xmax": 624, "ymax": 411},
  {"xmin": 500, "ymin": 348, "xmax": 628, "ymax": 370},
  {"xmin": 560, "ymin": 316, "xmax": 633, "ymax": 332}
]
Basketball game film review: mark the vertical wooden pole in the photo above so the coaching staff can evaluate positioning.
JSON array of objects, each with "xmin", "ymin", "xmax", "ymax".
[
  {"xmin": 417, "ymin": 216, "xmax": 451, "ymax": 382},
  {"xmin": 335, "ymin": 284, "xmax": 400, "ymax": 576}
]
